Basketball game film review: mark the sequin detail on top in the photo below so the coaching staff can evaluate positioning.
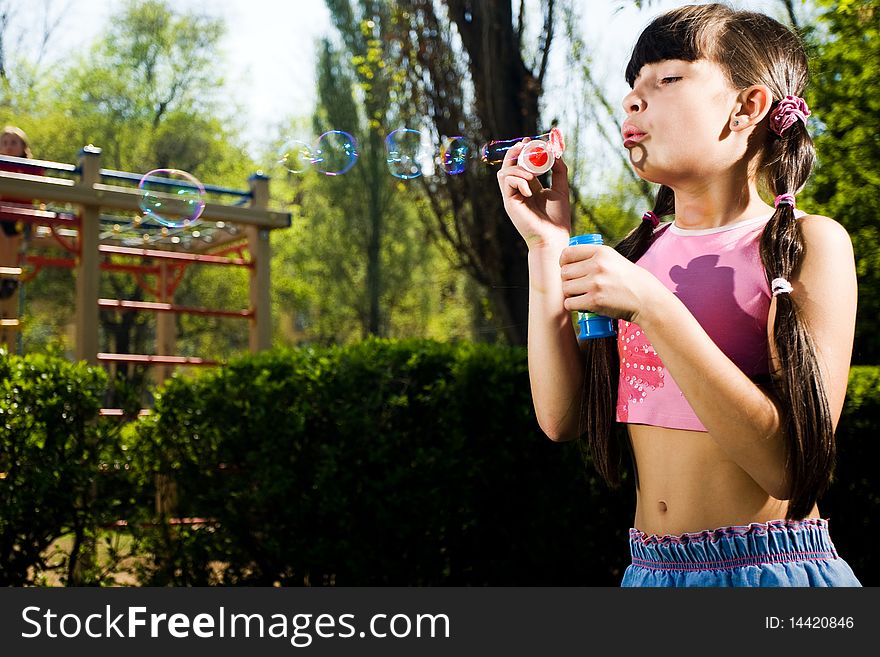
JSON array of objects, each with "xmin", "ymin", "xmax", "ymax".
[
  {"xmin": 617, "ymin": 320, "xmax": 665, "ymax": 422},
  {"xmin": 615, "ymin": 211, "xmax": 793, "ymax": 431}
]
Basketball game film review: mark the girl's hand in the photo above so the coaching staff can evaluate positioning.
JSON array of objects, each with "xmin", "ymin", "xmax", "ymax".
[
  {"xmin": 496, "ymin": 140, "xmax": 571, "ymax": 250},
  {"xmin": 559, "ymin": 243, "xmax": 666, "ymax": 323}
]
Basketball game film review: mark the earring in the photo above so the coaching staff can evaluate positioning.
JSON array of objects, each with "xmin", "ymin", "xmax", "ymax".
[{"xmin": 733, "ymin": 120, "xmax": 740, "ymax": 127}]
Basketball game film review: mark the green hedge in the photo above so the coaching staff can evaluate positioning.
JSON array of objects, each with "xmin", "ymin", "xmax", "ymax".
[
  {"xmin": 0, "ymin": 352, "xmax": 108, "ymax": 585},
  {"xmin": 129, "ymin": 339, "xmax": 633, "ymax": 585},
  {"xmin": 129, "ymin": 340, "xmax": 880, "ymax": 586},
  {"xmin": 3, "ymin": 344, "xmax": 878, "ymax": 586},
  {"xmin": 816, "ymin": 365, "xmax": 880, "ymax": 584}
]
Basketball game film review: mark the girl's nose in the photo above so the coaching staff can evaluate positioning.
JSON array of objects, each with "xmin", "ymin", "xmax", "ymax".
[{"xmin": 622, "ymin": 91, "xmax": 646, "ymax": 114}]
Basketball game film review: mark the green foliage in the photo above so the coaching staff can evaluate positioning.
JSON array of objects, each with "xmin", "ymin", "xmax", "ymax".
[
  {"xmin": 2, "ymin": 346, "xmax": 878, "ymax": 585},
  {"xmin": 128, "ymin": 339, "xmax": 633, "ymax": 585},
  {"xmin": 264, "ymin": 4, "xmax": 478, "ymax": 345},
  {"xmin": 0, "ymin": 351, "xmax": 110, "ymax": 585},
  {"xmin": 268, "ymin": 176, "xmax": 475, "ymax": 345},
  {"xmin": 804, "ymin": 0, "xmax": 880, "ymax": 362},
  {"xmin": 820, "ymin": 366, "xmax": 880, "ymax": 584},
  {"xmin": 125, "ymin": 344, "xmax": 880, "ymax": 586},
  {"xmin": 3, "ymin": 0, "xmax": 260, "ymax": 371},
  {"xmin": 305, "ymin": 3, "xmax": 450, "ymax": 338}
]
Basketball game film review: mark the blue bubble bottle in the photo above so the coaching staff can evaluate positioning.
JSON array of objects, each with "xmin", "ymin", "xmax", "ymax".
[{"xmin": 568, "ymin": 234, "xmax": 617, "ymax": 340}]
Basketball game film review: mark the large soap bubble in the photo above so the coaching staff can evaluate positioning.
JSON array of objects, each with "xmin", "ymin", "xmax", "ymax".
[{"xmin": 137, "ymin": 169, "xmax": 206, "ymax": 229}]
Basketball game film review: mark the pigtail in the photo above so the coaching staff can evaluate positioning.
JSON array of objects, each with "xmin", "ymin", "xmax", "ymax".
[
  {"xmin": 760, "ymin": 119, "xmax": 835, "ymax": 520},
  {"xmin": 579, "ymin": 185, "xmax": 674, "ymax": 487}
]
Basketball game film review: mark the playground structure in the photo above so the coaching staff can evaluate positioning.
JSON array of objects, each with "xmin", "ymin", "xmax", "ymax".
[{"xmin": 0, "ymin": 146, "xmax": 291, "ymax": 395}]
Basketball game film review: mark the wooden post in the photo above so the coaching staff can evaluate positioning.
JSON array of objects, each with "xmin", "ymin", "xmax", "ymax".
[
  {"xmin": 0, "ymin": 266, "xmax": 21, "ymax": 349},
  {"xmin": 152, "ymin": 262, "xmax": 177, "ymax": 385},
  {"xmin": 75, "ymin": 146, "xmax": 102, "ymax": 364},
  {"xmin": 152, "ymin": 263, "xmax": 179, "ymax": 521},
  {"xmin": 71, "ymin": 146, "xmax": 102, "ymax": 583},
  {"xmin": 247, "ymin": 173, "xmax": 271, "ymax": 352}
]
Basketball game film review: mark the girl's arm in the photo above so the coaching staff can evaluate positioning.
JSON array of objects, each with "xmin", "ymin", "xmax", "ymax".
[
  {"xmin": 526, "ymin": 242, "xmax": 586, "ymax": 441},
  {"xmin": 497, "ymin": 144, "xmax": 586, "ymax": 441},
  {"xmin": 561, "ymin": 215, "xmax": 856, "ymax": 498}
]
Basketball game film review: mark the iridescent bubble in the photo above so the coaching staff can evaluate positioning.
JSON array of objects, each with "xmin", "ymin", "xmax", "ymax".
[
  {"xmin": 385, "ymin": 128, "xmax": 432, "ymax": 180},
  {"xmin": 439, "ymin": 136, "xmax": 472, "ymax": 175},
  {"xmin": 279, "ymin": 131, "xmax": 358, "ymax": 176},
  {"xmin": 137, "ymin": 169, "xmax": 206, "ymax": 228},
  {"xmin": 480, "ymin": 131, "xmax": 551, "ymax": 165},
  {"xmin": 312, "ymin": 130, "xmax": 359, "ymax": 176},
  {"xmin": 278, "ymin": 140, "xmax": 314, "ymax": 174}
]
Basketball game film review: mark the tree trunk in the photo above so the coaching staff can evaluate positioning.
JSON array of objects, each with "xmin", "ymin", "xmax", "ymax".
[{"xmin": 396, "ymin": 0, "xmax": 552, "ymax": 345}]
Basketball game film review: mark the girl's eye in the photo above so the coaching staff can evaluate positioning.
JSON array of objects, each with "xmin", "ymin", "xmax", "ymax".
[{"xmin": 660, "ymin": 76, "xmax": 682, "ymax": 84}]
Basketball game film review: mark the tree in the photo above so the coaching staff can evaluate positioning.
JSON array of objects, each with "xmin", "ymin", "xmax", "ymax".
[
  {"xmin": 314, "ymin": 6, "xmax": 396, "ymax": 337},
  {"xmin": 0, "ymin": 0, "xmax": 69, "ymax": 113},
  {"xmin": 803, "ymin": 0, "xmax": 880, "ymax": 363},
  {"xmin": 270, "ymin": 0, "xmax": 476, "ymax": 342},
  {"xmin": 11, "ymin": 0, "xmax": 257, "ymax": 395},
  {"xmin": 376, "ymin": 0, "xmax": 559, "ymax": 345}
]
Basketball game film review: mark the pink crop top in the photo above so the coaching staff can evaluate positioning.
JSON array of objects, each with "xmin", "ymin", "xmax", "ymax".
[{"xmin": 616, "ymin": 211, "xmax": 796, "ymax": 432}]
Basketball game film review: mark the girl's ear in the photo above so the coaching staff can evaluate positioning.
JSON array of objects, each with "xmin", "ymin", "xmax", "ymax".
[{"xmin": 730, "ymin": 85, "xmax": 773, "ymax": 131}]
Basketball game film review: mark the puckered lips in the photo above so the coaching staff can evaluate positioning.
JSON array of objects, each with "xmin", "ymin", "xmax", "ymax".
[{"xmin": 622, "ymin": 122, "xmax": 647, "ymax": 147}]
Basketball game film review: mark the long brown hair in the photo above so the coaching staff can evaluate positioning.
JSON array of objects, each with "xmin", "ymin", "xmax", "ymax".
[
  {"xmin": 583, "ymin": 4, "xmax": 832, "ymax": 520},
  {"xmin": 1, "ymin": 125, "xmax": 33, "ymax": 158}
]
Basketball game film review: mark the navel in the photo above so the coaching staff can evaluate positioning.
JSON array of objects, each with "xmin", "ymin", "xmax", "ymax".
[{"xmin": 658, "ymin": 500, "xmax": 668, "ymax": 513}]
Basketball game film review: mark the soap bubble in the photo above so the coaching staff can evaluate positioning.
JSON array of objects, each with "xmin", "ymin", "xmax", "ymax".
[
  {"xmin": 278, "ymin": 140, "xmax": 314, "ymax": 174},
  {"xmin": 439, "ymin": 136, "xmax": 472, "ymax": 175},
  {"xmin": 385, "ymin": 128, "xmax": 433, "ymax": 179},
  {"xmin": 278, "ymin": 130, "xmax": 358, "ymax": 176},
  {"xmin": 137, "ymin": 169, "xmax": 205, "ymax": 228}
]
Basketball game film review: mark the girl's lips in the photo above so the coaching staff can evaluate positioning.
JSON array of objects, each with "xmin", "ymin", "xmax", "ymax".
[
  {"xmin": 622, "ymin": 121, "xmax": 647, "ymax": 147},
  {"xmin": 623, "ymin": 132, "xmax": 647, "ymax": 147}
]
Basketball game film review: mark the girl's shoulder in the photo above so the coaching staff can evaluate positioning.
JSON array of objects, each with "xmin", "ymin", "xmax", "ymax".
[{"xmin": 797, "ymin": 213, "xmax": 853, "ymax": 254}]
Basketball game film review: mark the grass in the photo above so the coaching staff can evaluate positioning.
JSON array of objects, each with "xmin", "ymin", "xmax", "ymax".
[{"xmin": 32, "ymin": 530, "xmax": 142, "ymax": 586}]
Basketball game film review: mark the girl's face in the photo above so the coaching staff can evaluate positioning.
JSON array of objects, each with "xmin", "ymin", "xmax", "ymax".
[
  {"xmin": 0, "ymin": 132, "xmax": 27, "ymax": 157},
  {"xmin": 621, "ymin": 59, "xmax": 742, "ymax": 187}
]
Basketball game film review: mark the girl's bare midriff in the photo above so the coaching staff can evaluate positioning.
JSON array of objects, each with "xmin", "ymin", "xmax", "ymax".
[{"xmin": 628, "ymin": 423, "xmax": 821, "ymax": 537}]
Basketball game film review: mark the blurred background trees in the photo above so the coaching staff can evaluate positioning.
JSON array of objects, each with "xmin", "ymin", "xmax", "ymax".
[
  {"xmin": 0, "ymin": 0, "xmax": 876, "ymax": 362},
  {"xmin": 802, "ymin": 0, "xmax": 879, "ymax": 363}
]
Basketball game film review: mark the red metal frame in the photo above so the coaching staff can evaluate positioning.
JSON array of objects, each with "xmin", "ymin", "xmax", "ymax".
[
  {"xmin": 99, "ymin": 244, "xmax": 252, "ymax": 267},
  {"xmin": 97, "ymin": 353, "xmax": 220, "ymax": 366},
  {"xmin": 7, "ymin": 199, "xmax": 258, "ymax": 369},
  {"xmin": 98, "ymin": 298, "xmax": 253, "ymax": 319},
  {"xmin": 18, "ymin": 255, "xmax": 162, "ymax": 283},
  {"xmin": 0, "ymin": 203, "xmax": 80, "ymax": 227}
]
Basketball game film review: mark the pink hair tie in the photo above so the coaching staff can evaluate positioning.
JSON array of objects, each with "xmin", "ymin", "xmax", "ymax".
[
  {"xmin": 769, "ymin": 95, "xmax": 811, "ymax": 136},
  {"xmin": 774, "ymin": 193, "xmax": 796, "ymax": 209},
  {"xmin": 642, "ymin": 211, "xmax": 659, "ymax": 228}
]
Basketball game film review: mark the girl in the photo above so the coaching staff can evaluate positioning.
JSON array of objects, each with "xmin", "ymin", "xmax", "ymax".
[
  {"xmin": 0, "ymin": 126, "xmax": 35, "ymax": 302},
  {"xmin": 497, "ymin": 3, "xmax": 861, "ymax": 586}
]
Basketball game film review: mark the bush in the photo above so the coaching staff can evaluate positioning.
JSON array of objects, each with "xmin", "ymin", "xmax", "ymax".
[
  {"xmin": 129, "ymin": 338, "xmax": 633, "ymax": 585},
  {"xmin": 0, "ymin": 351, "xmax": 108, "ymax": 585},
  {"xmin": 5, "ymin": 344, "xmax": 876, "ymax": 586},
  {"xmin": 818, "ymin": 366, "xmax": 880, "ymax": 585}
]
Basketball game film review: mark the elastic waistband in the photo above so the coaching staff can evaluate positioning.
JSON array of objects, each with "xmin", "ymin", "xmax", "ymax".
[{"xmin": 629, "ymin": 518, "xmax": 839, "ymax": 573}]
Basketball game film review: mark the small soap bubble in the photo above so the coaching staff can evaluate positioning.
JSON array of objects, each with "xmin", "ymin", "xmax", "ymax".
[
  {"xmin": 439, "ymin": 136, "xmax": 472, "ymax": 175},
  {"xmin": 385, "ymin": 128, "xmax": 432, "ymax": 180},
  {"xmin": 313, "ymin": 130, "xmax": 359, "ymax": 176},
  {"xmin": 279, "ymin": 131, "xmax": 358, "ymax": 176},
  {"xmin": 278, "ymin": 140, "xmax": 314, "ymax": 174},
  {"xmin": 138, "ymin": 168, "xmax": 206, "ymax": 228}
]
